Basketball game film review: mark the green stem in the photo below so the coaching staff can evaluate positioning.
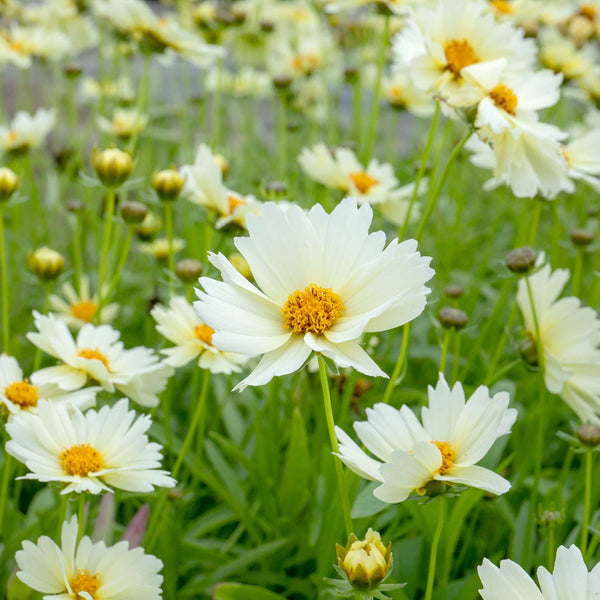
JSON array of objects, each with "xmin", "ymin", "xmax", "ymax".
[
  {"xmin": 483, "ymin": 300, "xmax": 518, "ymax": 383},
  {"xmin": 105, "ymin": 229, "xmax": 133, "ymax": 301},
  {"xmin": 0, "ymin": 207, "xmax": 9, "ymax": 353},
  {"xmin": 278, "ymin": 94, "xmax": 288, "ymax": 179},
  {"xmin": 318, "ymin": 355, "xmax": 353, "ymax": 538},
  {"xmin": 424, "ymin": 497, "xmax": 446, "ymax": 600},
  {"xmin": 582, "ymin": 449, "xmax": 593, "ymax": 559},
  {"xmin": 128, "ymin": 53, "xmax": 150, "ymax": 153},
  {"xmin": 382, "ymin": 322, "xmax": 410, "ymax": 405},
  {"xmin": 527, "ymin": 201, "xmax": 543, "ymax": 246},
  {"xmin": 77, "ymin": 494, "xmax": 86, "ymax": 541},
  {"xmin": 450, "ymin": 330, "xmax": 461, "ymax": 384},
  {"xmin": 0, "ymin": 452, "xmax": 12, "ymax": 538},
  {"xmin": 547, "ymin": 522, "xmax": 555, "ymax": 570},
  {"xmin": 164, "ymin": 203, "xmax": 175, "ymax": 294},
  {"xmin": 96, "ymin": 188, "xmax": 116, "ymax": 323},
  {"xmin": 33, "ymin": 285, "xmax": 51, "ymax": 371},
  {"xmin": 72, "ymin": 211, "xmax": 83, "ymax": 292},
  {"xmin": 572, "ymin": 251, "xmax": 583, "ymax": 298}
]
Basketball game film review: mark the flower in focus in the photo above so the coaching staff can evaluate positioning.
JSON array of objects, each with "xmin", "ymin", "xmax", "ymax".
[
  {"xmin": 6, "ymin": 398, "xmax": 176, "ymax": 494},
  {"xmin": 27, "ymin": 311, "xmax": 174, "ymax": 407},
  {"xmin": 336, "ymin": 373, "xmax": 516, "ymax": 502},
  {"xmin": 16, "ymin": 516, "xmax": 164, "ymax": 599},
  {"xmin": 151, "ymin": 296, "xmax": 248, "ymax": 373},
  {"xmin": 194, "ymin": 198, "xmax": 434, "ymax": 390},
  {"xmin": 0, "ymin": 108, "xmax": 56, "ymax": 154},
  {"xmin": 478, "ymin": 545, "xmax": 600, "ymax": 599},
  {"xmin": 49, "ymin": 276, "xmax": 119, "ymax": 329}
]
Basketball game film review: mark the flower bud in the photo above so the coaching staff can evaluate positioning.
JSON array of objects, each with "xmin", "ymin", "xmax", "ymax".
[
  {"xmin": 0, "ymin": 167, "xmax": 19, "ymax": 203},
  {"xmin": 260, "ymin": 20, "xmax": 275, "ymax": 32},
  {"xmin": 336, "ymin": 529, "xmax": 392, "ymax": 591},
  {"xmin": 175, "ymin": 258, "xmax": 203, "ymax": 283},
  {"xmin": 539, "ymin": 510, "xmax": 564, "ymax": 526},
  {"xmin": 272, "ymin": 75, "xmax": 294, "ymax": 90},
  {"xmin": 570, "ymin": 228, "xmax": 594, "ymax": 247},
  {"xmin": 443, "ymin": 283, "xmax": 464, "ymax": 299},
  {"xmin": 67, "ymin": 199, "xmax": 84, "ymax": 213},
  {"xmin": 92, "ymin": 147, "xmax": 133, "ymax": 188},
  {"xmin": 577, "ymin": 424, "xmax": 600, "ymax": 447},
  {"xmin": 64, "ymin": 64, "xmax": 82, "ymax": 79},
  {"xmin": 438, "ymin": 306, "xmax": 468, "ymax": 330},
  {"xmin": 120, "ymin": 200, "xmax": 148, "ymax": 225},
  {"xmin": 506, "ymin": 246, "xmax": 537, "ymax": 274},
  {"xmin": 519, "ymin": 333, "xmax": 538, "ymax": 366},
  {"xmin": 152, "ymin": 168, "xmax": 184, "ymax": 202},
  {"xmin": 263, "ymin": 180, "xmax": 288, "ymax": 200},
  {"xmin": 417, "ymin": 479, "xmax": 447, "ymax": 497},
  {"xmin": 28, "ymin": 247, "xmax": 65, "ymax": 281},
  {"xmin": 229, "ymin": 253, "xmax": 252, "ymax": 279},
  {"xmin": 213, "ymin": 154, "xmax": 229, "ymax": 177}
]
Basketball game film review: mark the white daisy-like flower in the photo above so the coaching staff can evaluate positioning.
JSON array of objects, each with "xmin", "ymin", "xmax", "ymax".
[
  {"xmin": 49, "ymin": 276, "xmax": 118, "ymax": 330},
  {"xmin": 139, "ymin": 237, "xmax": 186, "ymax": 261},
  {"xmin": 0, "ymin": 355, "xmax": 98, "ymax": 417},
  {"xmin": 6, "ymin": 398, "xmax": 175, "ymax": 495},
  {"xmin": 97, "ymin": 107, "xmax": 148, "ymax": 140},
  {"xmin": 27, "ymin": 312, "xmax": 174, "ymax": 408},
  {"xmin": 478, "ymin": 544, "xmax": 600, "ymax": 600},
  {"xmin": 151, "ymin": 296, "xmax": 248, "ymax": 373},
  {"xmin": 0, "ymin": 108, "xmax": 56, "ymax": 154},
  {"xmin": 517, "ymin": 260, "xmax": 600, "ymax": 424},
  {"xmin": 16, "ymin": 515, "xmax": 164, "ymax": 599},
  {"xmin": 336, "ymin": 373, "xmax": 516, "ymax": 502},
  {"xmin": 381, "ymin": 70, "xmax": 436, "ymax": 118},
  {"xmin": 194, "ymin": 198, "xmax": 434, "ymax": 390},
  {"xmin": 561, "ymin": 129, "xmax": 600, "ymax": 192}
]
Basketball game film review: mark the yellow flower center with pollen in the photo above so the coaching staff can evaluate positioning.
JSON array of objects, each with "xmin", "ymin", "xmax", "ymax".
[
  {"xmin": 71, "ymin": 300, "xmax": 98, "ymax": 323},
  {"xmin": 433, "ymin": 441, "xmax": 456, "ymax": 475},
  {"xmin": 228, "ymin": 194, "xmax": 246, "ymax": 213},
  {"xmin": 489, "ymin": 84, "xmax": 518, "ymax": 115},
  {"xmin": 70, "ymin": 569, "xmax": 102, "ymax": 599},
  {"xmin": 580, "ymin": 3, "xmax": 597, "ymax": 20},
  {"xmin": 491, "ymin": 0, "xmax": 512, "ymax": 14},
  {"xmin": 195, "ymin": 323, "xmax": 215, "ymax": 345},
  {"xmin": 444, "ymin": 40, "xmax": 478, "ymax": 76},
  {"xmin": 77, "ymin": 348, "xmax": 110, "ymax": 370},
  {"xmin": 349, "ymin": 172, "xmax": 379, "ymax": 194},
  {"xmin": 60, "ymin": 443, "xmax": 103, "ymax": 477},
  {"xmin": 7, "ymin": 131, "xmax": 19, "ymax": 143},
  {"xmin": 4, "ymin": 380, "xmax": 39, "ymax": 408},
  {"xmin": 282, "ymin": 284, "xmax": 344, "ymax": 334}
]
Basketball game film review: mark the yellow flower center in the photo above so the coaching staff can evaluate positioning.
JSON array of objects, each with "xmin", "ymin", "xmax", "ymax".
[
  {"xmin": 194, "ymin": 323, "xmax": 215, "ymax": 345},
  {"xmin": 282, "ymin": 284, "xmax": 344, "ymax": 335},
  {"xmin": 491, "ymin": 0, "xmax": 512, "ymax": 14},
  {"xmin": 71, "ymin": 300, "xmax": 98, "ymax": 323},
  {"xmin": 70, "ymin": 569, "xmax": 102, "ymax": 599},
  {"xmin": 390, "ymin": 85, "xmax": 403, "ymax": 101},
  {"xmin": 77, "ymin": 348, "xmax": 110, "ymax": 370},
  {"xmin": 60, "ymin": 443, "xmax": 103, "ymax": 477},
  {"xmin": 349, "ymin": 171, "xmax": 379, "ymax": 194},
  {"xmin": 4, "ymin": 380, "xmax": 39, "ymax": 408},
  {"xmin": 580, "ymin": 3, "xmax": 597, "ymax": 20},
  {"xmin": 7, "ymin": 131, "xmax": 19, "ymax": 143},
  {"xmin": 228, "ymin": 194, "xmax": 246, "ymax": 213},
  {"xmin": 433, "ymin": 441, "xmax": 456, "ymax": 475},
  {"xmin": 444, "ymin": 39, "xmax": 478, "ymax": 76},
  {"xmin": 489, "ymin": 83, "xmax": 518, "ymax": 115},
  {"xmin": 9, "ymin": 40, "xmax": 24, "ymax": 52}
]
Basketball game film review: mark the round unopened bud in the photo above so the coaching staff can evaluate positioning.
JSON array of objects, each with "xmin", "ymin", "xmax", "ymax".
[
  {"xmin": 67, "ymin": 199, "xmax": 84, "ymax": 213},
  {"xmin": 539, "ymin": 510, "xmax": 563, "ymax": 526},
  {"xmin": 519, "ymin": 334, "xmax": 538, "ymax": 366},
  {"xmin": 175, "ymin": 258, "xmax": 203, "ymax": 283},
  {"xmin": 263, "ymin": 180, "xmax": 287, "ymax": 199},
  {"xmin": 506, "ymin": 246, "xmax": 537, "ymax": 274},
  {"xmin": 344, "ymin": 66, "xmax": 359, "ymax": 83},
  {"xmin": 420, "ymin": 480, "xmax": 447, "ymax": 497},
  {"xmin": 121, "ymin": 200, "xmax": 148, "ymax": 225},
  {"xmin": 92, "ymin": 147, "xmax": 133, "ymax": 188},
  {"xmin": 152, "ymin": 168, "xmax": 184, "ymax": 202},
  {"xmin": 64, "ymin": 65, "xmax": 82, "ymax": 79},
  {"xmin": 260, "ymin": 20, "xmax": 275, "ymax": 32},
  {"xmin": 28, "ymin": 247, "xmax": 65, "ymax": 281},
  {"xmin": 213, "ymin": 154, "xmax": 229, "ymax": 177},
  {"xmin": 438, "ymin": 306, "xmax": 468, "ymax": 330},
  {"xmin": 168, "ymin": 487, "xmax": 184, "ymax": 501},
  {"xmin": 444, "ymin": 283, "xmax": 464, "ymax": 299},
  {"xmin": 570, "ymin": 228, "xmax": 594, "ymax": 247},
  {"xmin": 577, "ymin": 423, "xmax": 600, "ymax": 447},
  {"xmin": 0, "ymin": 167, "xmax": 19, "ymax": 202},
  {"xmin": 272, "ymin": 75, "xmax": 293, "ymax": 90},
  {"xmin": 229, "ymin": 253, "xmax": 252, "ymax": 279}
]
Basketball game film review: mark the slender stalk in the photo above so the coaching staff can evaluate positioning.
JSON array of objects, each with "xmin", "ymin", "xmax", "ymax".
[
  {"xmin": 128, "ymin": 53, "xmax": 150, "ymax": 153},
  {"xmin": 484, "ymin": 301, "xmax": 518, "ymax": 383},
  {"xmin": 77, "ymin": 494, "xmax": 86, "ymax": 541},
  {"xmin": 318, "ymin": 355, "xmax": 353, "ymax": 537},
  {"xmin": 105, "ymin": 229, "xmax": 133, "ymax": 301},
  {"xmin": 424, "ymin": 497, "xmax": 446, "ymax": 600},
  {"xmin": 450, "ymin": 331, "xmax": 461, "ymax": 384},
  {"xmin": 547, "ymin": 521, "xmax": 555, "ymax": 570},
  {"xmin": 0, "ymin": 207, "xmax": 9, "ymax": 353},
  {"xmin": 439, "ymin": 329, "xmax": 451, "ymax": 375},
  {"xmin": 278, "ymin": 94, "xmax": 288, "ymax": 179},
  {"xmin": 164, "ymin": 203, "xmax": 175, "ymax": 293},
  {"xmin": 96, "ymin": 188, "xmax": 116, "ymax": 323},
  {"xmin": 572, "ymin": 251, "xmax": 583, "ymax": 298},
  {"xmin": 527, "ymin": 200, "xmax": 543, "ymax": 246},
  {"xmin": 211, "ymin": 57, "xmax": 224, "ymax": 148},
  {"xmin": 32, "ymin": 284, "xmax": 51, "ymax": 371},
  {"xmin": 72, "ymin": 210, "xmax": 83, "ymax": 292},
  {"xmin": 0, "ymin": 452, "xmax": 12, "ymax": 538},
  {"xmin": 382, "ymin": 323, "xmax": 410, "ymax": 405},
  {"xmin": 582, "ymin": 449, "xmax": 593, "ymax": 559}
]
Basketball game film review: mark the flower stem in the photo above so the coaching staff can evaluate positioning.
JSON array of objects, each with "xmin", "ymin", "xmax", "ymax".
[
  {"xmin": 318, "ymin": 354, "xmax": 353, "ymax": 538},
  {"xmin": 105, "ymin": 228, "xmax": 133, "ymax": 301},
  {"xmin": 572, "ymin": 250, "xmax": 583, "ymax": 298},
  {"xmin": 582, "ymin": 448, "xmax": 593, "ymax": 559},
  {"xmin": 33, "ymin": 284, "xmax": 50, "ymax": 371},
  {"xmin": 424, "ymin": 497, "xmax": 446, "ymax": 600},
  {"xmin": 278, "ymin": 94, "xmax": 288, "ymax": 179},
  {"xmin": 382, "ymin": 322, "xmax": 410, "ymax": 405},
  {"xmin": 450, "ymin": 330, "xmax": 461, "ymax": 385},
  {"xmin": 72, "ymin": 210, "xmax": 83, "ymax": 292},
  {"xmin": 96, "ymin": 187, "xmax": 116, "ymax": 323},
  {"xmin": 0, "ymin": 207, "xmax": 9, "ymax": 353},
  {"xmin": 0, "ymin": 451, "xmax": 12, "ymax": 538},
  {"xmin": 439, "ymin": 329, "xmax": 451, "ymax": 375},
  {"xmin": 164, "ymin": 202, "xmax": 175, "ymax": 294},
  {"xmin": 527, "ymin": 200, "xmax": 543, "ymax": 246},
  {"xmin": 77, "ymin": 494, "xmax": 86, "ymax": 541}
]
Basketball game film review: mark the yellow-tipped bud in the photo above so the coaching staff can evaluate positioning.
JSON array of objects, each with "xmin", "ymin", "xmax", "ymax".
[
  {"xmin": 92, "ymin": 148, "xmax": 133, "ymax": 188},
  {"xmin": 152, "ymin": 168, "xmax": 185, "ymax": 202},
  {"xmin": 132, "ymin": 211, "xmax": 162, "ymax": 240},
  {"xmin": 28, "ymin": 247, "xmax": 65, "ymax": 281},
  {"xmin": 175, "ymin": 259, "xmax": 203, "ymax": 283},
  {"xmin": 0, "ymin": 167, "xmax": 19, "ymax": 203},
  {"xmin": 229, "ymin": 253, "xmax": 252, "ymax": 280}
]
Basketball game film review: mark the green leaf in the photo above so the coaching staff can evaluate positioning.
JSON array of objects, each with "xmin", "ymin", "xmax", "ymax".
[
  {"xmin": 213, "ymin": 583, "xmax": 286, "ymax": 600},
  {"xmin": 351, "ymin": 483, "xmax": 387, "ymax": 519}
]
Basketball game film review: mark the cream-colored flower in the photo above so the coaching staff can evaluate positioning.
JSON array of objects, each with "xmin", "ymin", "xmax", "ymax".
[
  {"xmin": 139, "ymin": 237, "xmax": 186, "ymax": 261},
  {"xmin": 0, "ymin": 108, "xmax": 55, "ymax": 154},
  {"xmin": 97, "ymin": 107, "xmax": 148, "ymax": 140}
]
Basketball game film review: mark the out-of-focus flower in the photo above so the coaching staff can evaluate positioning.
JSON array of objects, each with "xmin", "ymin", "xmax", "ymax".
[
  {"xmin": 28, "ymin": 247, "xmax": 65, "ymax": 281},
  {"xmin": 140, "ymin": 237, "xmax": 186, "ymax": 261},
  {"xmin": 0, "ymin": 108, "xmax": 55, "ymax": 154},
  {"xmin": 98, "ymin": 108, "xmax": 148, "ymax": 140}
]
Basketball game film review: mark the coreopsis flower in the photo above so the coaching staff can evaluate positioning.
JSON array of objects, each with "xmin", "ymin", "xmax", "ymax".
[
  {"xmin": 478, "ymin": 545, "xmax": 599, "ymax": 599},
  {"xmin": 151, "ymin": 296, "xmax": 248, "ymax": 373},
  {"xmin": 194, "ymin": 198, "xmax": 434, "ymax": 390},
  {"xmin": 336, "ymin": 373, "xmax": 516, "ymax": 502},
  {"xmin": 97, "ymin": 107, "xmax": 148, "ymax": 140},
  {"xmin": 0, "ymin": 32, "xmax": 32, "ymax": 68},
  {"xmin": 27, "ymin": 312, "xmax": 174, "ymax": 408},
  {"xmin": 561, "ymin": 129, "xmax": 600, "ymax": 191},
  {"xmin": 0, "ymin": 108, "xmax": 55, "ymax": 154},
  {"xmin": 381, "ymin": 70, "xmax": 436, "ymax": 117},
  {"xmin": 3, "ymin": 25, "xmax": 71, "ymax": 62},
  {"xmin": 516, "ymin": 259, "xmax": 600, "ymax": 424},
  {"xmin": 16, "ymin": 516, "xmax": 164, "ymax": 599},
  {"xmin": 80, "ymin": 75, "xmax": 134, "ymax": 103},
  {"xmin": 139, "ymin": 237, "xmax": 186, "ymax": 262},
  {"xmin": 6, "ymin": 398, "xmax": 175, "ymax": 494},
  {"xmin": 49, "ymin": 276, "xmax": 118, "ymax": 329},
  {"xmin": 0, "ymin": 355, "xmax": 98, "ymax": 417}
]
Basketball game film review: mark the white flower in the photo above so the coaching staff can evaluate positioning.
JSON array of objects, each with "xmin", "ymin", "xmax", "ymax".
[
  {"xmin": 0, "ymin": 355, "xmax": 98, "ymax": 417},
  {"xmin": 0, "ymin": 108, "xmax": 56, "ymax": 154},
  {"xmin": 97, "ymin": 107, "xmax": 148, "ymax": 139},
  {"xmin": 49, "ymin": 276, "xmax": 118, "ymax": 330},
  {"xmin": 139, "ymin": 237, "xmax": 186, "ymax": 261},
  {"xmin": 16, "ymin": 515, "xmax": 164, "ymax": 599},
  {"xmin": 194, "ymin": 198, "xmax": 434, "ymax": 390},
  {"xmin": 151, "ymin": 296, "xmax": 248, "ymax": 373},
  {"xmin": 27, "ymin": 312, "xmax": 173, "ymax": 408},
  {"xmin": 478, "ymin": 545, "xmax": 600, "ymax": 600},
  {"xmin": 336, "ymin": 373, "xmax": 516, "ymax": 502},
  {"xmin": 561, "ymin": 129, "xmax": 600, "ymax": 192},
  {"xmin": 517, "ymin": 260, "xmax": 600, "ymax": 424},
  {"xmin": 382, "ymin": 70, "xmax": 436, "ymax": 118},
  {"xmin": 6, "ymin": 398, "xmax": 175, "ymax": 495}
]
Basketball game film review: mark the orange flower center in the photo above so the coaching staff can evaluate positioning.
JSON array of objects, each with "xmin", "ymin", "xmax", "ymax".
[
  {"xmin": 60, "ymin": 443, "xmax": 103, "ymax": 477},
  {"xmin": 70, "ymin": 569, "xmax": 102, "ymax": 598},
  {"xmin": 489, "ymin": 84, "xmax": 518, "ymax": 115},
  {"xmin": 9, "ymin": 40, "xmax": 24, "ymax": 52},
  {"xmin": 433, "ymin": 441, "xmax": 456, "ymax": 475},
  {"xmin": 349, "ymin": 171, "xmax": 379, "ymax": 194},
  {"xmin": 444, "ymin": 39, "xmax": 478, "ymax": 76},
  {"xmin": 194, "ymin": 323, "xmax": 215, "ymax": 345},
  {"xmin": 7, "ymin": 131, "xmax": 19, "ymax": 143},
  {"xmin": 579, "ymin": 3, "xmax": 597, "ymax": 20},
  {"xmin": 228, "ymin": 194, "xmax": 246, "ymax": 213},
  {"xmin": 77, "ymin": 348, "xmax": 110, "ymax": 370},
  {"xmin": 4, "ymin": 380, "xmax": 39, "ymax": 408},
  {"xmin": 71, "ymin": 300, "xmax": 98, "ymax": 323},
  {"xmin": 491, "ymin": 0, "xmax": 512, "ymax": 14},
  {"xmin": 283, "ymin": 284, "xmax": 344, "ymax": 334}
]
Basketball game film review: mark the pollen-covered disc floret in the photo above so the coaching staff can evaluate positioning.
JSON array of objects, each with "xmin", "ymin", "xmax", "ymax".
[
  {"xmin": 444, "ymin": 39, "xmax": 478, "ymax": 76},
  {"xmin": 60, "ymin": 443, "xmax": 103, "ymax": 477},
  {"xmin": 70, "ymin": 569, "xmax": 102, "ymax": 598},
  {"xmin": 433, "ymin": 441, "xmax": 456, "ymax": 475},
  {"xmin": 4, "ymin": 380, "xmax": 39, "ymax": 408},
  {"xmin": 348, "ymin": 172, "xmax": 379, "ymax": 195},
  {"xmin": 489, "ymin": 84, "xmax": 517, "ymax": 115},
  {"xmin": 282, "ymin": 284, "xmax": 344, "ymax": 334}
]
